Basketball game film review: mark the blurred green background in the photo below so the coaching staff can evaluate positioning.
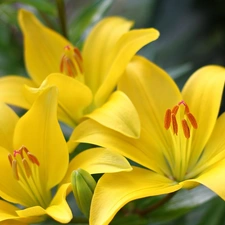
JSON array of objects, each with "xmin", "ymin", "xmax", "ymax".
[{"xmin": 0, "ymin": 0, "xmax": 225, "ymax": 224}]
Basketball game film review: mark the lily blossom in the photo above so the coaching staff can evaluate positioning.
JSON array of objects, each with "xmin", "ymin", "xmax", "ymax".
[
  {"xmin": 0, "ymin": 9, "xmax": 159, "ymax": 139},
  {"xmin": 0, "ymin": 87, "xmax": 131, "ymax": 224},
  {"xmin": 70, "ymin": 56, "xmax": 225, "ymax": 225}
]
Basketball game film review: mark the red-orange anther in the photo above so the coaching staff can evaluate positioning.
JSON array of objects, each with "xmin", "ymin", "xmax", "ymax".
[
  {"xmin": 172, "ymin": 105, "xmax": 179, "ymax": 115},
  {"xmin": 172, "ymin": 114, "xmax": 178, "ymax": 135},
  {"xmin": 60, "ymin": 45, "xmax": 83, "ymax": 78},
  {"xmin": 186, "ymin": 112, "xmax": 198, "ymax": 129},
  {"xmin": 182, "ymin": 119, "xmax": 190, "ymax": 139},
  {"xmin": 164, "ymin": 109, "xmax": 171, "ymax": 129}
]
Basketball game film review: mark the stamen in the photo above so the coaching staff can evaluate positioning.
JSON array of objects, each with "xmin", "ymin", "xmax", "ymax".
[
  {"xmin": 182, "ymin": 119, "xmax": 190, "ymax": 138},
  {"xmin": 186, "ymin": 113, "xmax": 198, "ymax": 129},
  {"xmin": 60, "ymin": 45, "xmax": 83, "ymax": 78},
  {"xmin": 164, "ymin": 109, "xmax": 171, "ymax": 129},
  {"xmin": 184, "ymin": 105, "xmax": 190, "ymax": 114},
  {"xmin": 172, "ymin": 114, "xmax": 178, "ymax": 135},
  {"xmin": 8, "ymin": 154, "xmax": 13, "ymax": 167},
  {"xmin": 8, "ymin": 146, "xmax": 39, "ymax": 180},
  {"xmin": 12, "ymin": 160, "xmax": 19, "ymax": 180},
  {"xmin": 27, "ymin": 152, "xmax": 40, "ymax": 166},
  {"xmin": 164, "ymin": 100, "xmax": 198, "ymax": 138},
  {"xmin": 23, "ymin": 158, "xmax": 32, "ymax": 178},
  {"xmin": 172, "ymin": 105, "xmax": 179, "ymax": 115}
]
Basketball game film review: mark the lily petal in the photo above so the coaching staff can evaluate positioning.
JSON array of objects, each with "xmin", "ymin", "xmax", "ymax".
[
  {"xmin": 90, "ymin": 167, "xmax": 181, "ymax": 225},
  {"xmin": 118, "ymin": 56, "xmax": 182, "ymax": 171},
  {"xmin": 16, "ymin": 183, "xmax": 72, "ymax": 223},
  {"xmin": 95, "ymin": 28, "xmax": 159, "ymax": 107},
  {"xmin": 0, "ymin": 200, "xmax": 29, "ymax": 224},
  {"xmin": 13, "ymin": 87, "xmax": 69, "ymax": 190},
  {"xmin": 0, "ymin": 102, "xmax": 18, "ymax": 150},
  {"xmin": 181, "ymin": 159, "xmax": 225, "ymax": 200},
  {"xmin": 24, "ymin": 73, "xmax": 93, "ymax": 127},
  {"xmin": 69, "ymin": 119, "xmax": 170, "ymax": 175},
  {"xmin": 189, "ymin": 113, "xmax": 225, "ymax": 178},
  {"xmin": 0, "ymin": 76, "xmax": 36, "ymax": 109},
  {"xmin": 85, "ymin": 91, "xmax": 140, "ymax": 138},
  {"xmin": 16, "ymin": 206, "xmax": 46, "ymax": 222},
  {"xmin": 46, "ymin": 183, "xmax": 72, "ymax": 223},
  {"xmin": 18, "ymin": 9, "xmax": 71, "ymax": 84},
  {"xmin": 182, "ymin": 66, "xmax": 225, "ymax": 169},
  {"xmin": 82, "ymin": 17, "xmax": 133, "ymax": 94},
  {"xmin": 61, "ymin": 148, "xmax": 132, "ymax": 184}
]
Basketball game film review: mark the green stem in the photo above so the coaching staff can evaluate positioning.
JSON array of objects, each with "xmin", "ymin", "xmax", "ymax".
[
  {"xmin": 135, "ymin": 192, "xmax": 177, "ymax": 216},
  {"xmin": 56, "ymin": 0, "xmax": 68, "ymax": 38}
]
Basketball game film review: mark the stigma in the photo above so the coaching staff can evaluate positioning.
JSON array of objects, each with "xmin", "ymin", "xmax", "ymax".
[
  {"xmin": 164, "ymin": 101, "xmax": 198, "ymax": 138},
  {"xmin": 8, "ymin": 146, "xmax": 39, "ymax": 180},
  {"xmin": 60, "ymin": 45, "xmax": 83, "ymax": 78}
]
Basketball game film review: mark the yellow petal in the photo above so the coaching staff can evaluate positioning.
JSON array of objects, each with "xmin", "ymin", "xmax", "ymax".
[
  {"xmin": 118, "ymin": 56, "xmax": 182, "ymax": 171},
  {"xmin": 95, "ymin": 28, "xmax": 159, "ymax": 107},
  {"xmin": 0, "ymin": 103, "xmax": 18, "ymax": 150},
  {"xmin": 24, "ymin": 73, "xmax": 93, "ymax": 127},
  {"xmin": 181, "ymin": 159, "xmax": 225, "ymax": 200},
  {"xmin": 16, "ymin": 184, "xmax": 72, "ymax": 223},
  {"xmin": 0, "ymin": 76, "xmax": 36, "ymax": 109},
  {"xmin": 16, "ymin": 206, "xmax": 46, "ymax": 222},
  {"xmin": 90, "ymin": 167, "xmax": 181, "ymax": 225},
  {"xmin": 182, "ymin": 66, "xmax": 225, "ymax": 169},
  {"xmin": 13, "ymin": 87, "xmax": 69, "ymax": 190},
  {"xmin": 46, "ymin": 183, "xmax": 72, "ymax": 223},
  {"xmin": 82, "ymin": 17, "xmax": 133, "ymax": 94},
  {"xmin": 190, "ymin": 113, "xmax": 225, "ymax": 176},
  {"xmin": 61, "ymin": 147, "xmax": 132, "ymax": 184},
  {"xmin": 69, "ymin": 119, "xmax": 169, "ymax": 175},
  {"xmin": 18, "ymin": 9, "xmax": 71, "ymax": 84},
  {"xmin": 0, "ymin": 200, "xmax": 29, "ymax": 224},
  {"xmin": 85, "ymin": 91, "xmax": 140, "ymax": 138}
]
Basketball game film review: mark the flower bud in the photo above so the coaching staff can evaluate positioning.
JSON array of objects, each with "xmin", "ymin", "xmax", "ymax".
[{"xmin": 71, "ymin": 168, "xmax": 96, "ymax": 218}]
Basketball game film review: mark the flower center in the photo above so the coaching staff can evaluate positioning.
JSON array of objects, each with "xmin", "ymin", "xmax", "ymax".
[
  {"xmin": 8, "ymin": 146, "xmax": 50, "ymax": 208},
  {"xmin": 164, "ymin": 100, "xmax": 197, "ymax": 138},
  {"xmin": 8, "ymin": 146, "xmax": 39, "ymax": 180},
  {"xmin": 163, "ymin": 101, "xmax": 198, "ymax": 182},
  {"xmin": 60, "ymin": 45, "xmax": 83, "ymax": 78}
]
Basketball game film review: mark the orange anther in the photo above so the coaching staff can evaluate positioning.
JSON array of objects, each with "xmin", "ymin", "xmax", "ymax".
[
  {"xmin": 164, "ymin": 109, "xmax": 171, "ymax": 129},
  {"xmin": 186, "ymin": 113, "xmax": 198, "ymax": 129},
  {"xmin": 182, "ymin": 119, "xmax": 190, "ymax": 139},
  {"xmin": 60, "ymin": 45, "xmax": 83, "ymax": 77},
  {"xmin": 172, "ymin": 114, "xmax": 178, "ymax": 135},
  {"xmin": 23, "ymin": 158, "xmax": 32, "ymax": 178},
  {"xmin": 172, "ymin": 105, "xmax": 179, "ymax": 115},
  {"xmin": 27, "ymin": 152, "xmax": 40, "ymax": 166},
  {"xmin": 8, "ymin": 154, "xmax": 13, "ymax": 167},
  {"xmin": 12, "ymin": 160, "xmax": 19, "ymax": 180}
]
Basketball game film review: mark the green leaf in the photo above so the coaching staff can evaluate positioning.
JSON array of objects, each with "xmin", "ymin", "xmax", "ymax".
[
  {"xmin": 196, "ymin": 197, "xmax": 225, "ymax": 225},
  {"xmin": 0, "ymin": 3, "xmax": 18, "ymax": 25},
  {"xmin": 148, "ymin": 185, "xmax": 216, "ymax": 223},
  {"xmin": 0, "ymin": 0, "xmax": 56, "ymax": 15},
  {"xmin": 111, "ymin": 215, "xmax": 148, "ymax": 225},
  {"xmin": 68, "ymin": 0, "xmax": 113, "ymax": 48}
]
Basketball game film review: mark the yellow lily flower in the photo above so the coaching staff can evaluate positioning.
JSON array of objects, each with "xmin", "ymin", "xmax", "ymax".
[
  {"xmin": 70, "ymin": 56, "xmax": 225, "ymax": 225},
  {"xmin": 0, "ymin": 87, "xmax": 131, "ymax": 224},
  {"xmin": 0, "ymin": 9, "xmax": 159, "ymax": 136}
]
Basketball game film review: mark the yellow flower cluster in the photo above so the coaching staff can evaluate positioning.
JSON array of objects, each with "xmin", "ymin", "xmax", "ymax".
[{"xmin": 0, "ymin": 9, "xmax": 225, "ymax": 225}]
